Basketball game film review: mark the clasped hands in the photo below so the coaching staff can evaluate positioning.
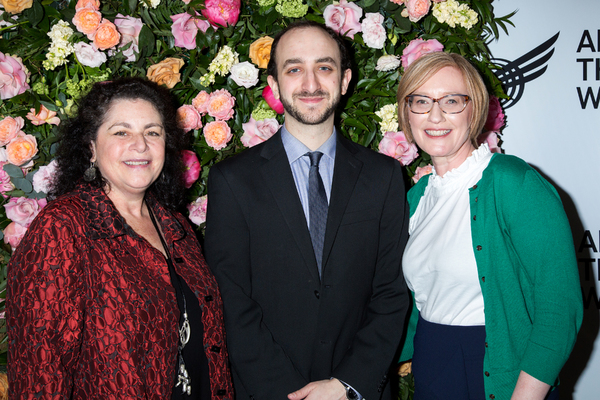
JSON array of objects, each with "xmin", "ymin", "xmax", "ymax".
[{"xmin": 288, "ymin": 378, "xmax": 346, "ymax": 400}]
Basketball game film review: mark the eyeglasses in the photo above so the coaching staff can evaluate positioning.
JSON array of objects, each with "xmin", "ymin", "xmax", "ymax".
[{"xmin": 405, "ymin": 94, "xmax": 470, "ymax": 114}]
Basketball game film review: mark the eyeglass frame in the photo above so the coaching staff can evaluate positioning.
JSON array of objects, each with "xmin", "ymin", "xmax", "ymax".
[{"xmin": 405, "ymin": 94, "xmax": 471, "ymax": 115}]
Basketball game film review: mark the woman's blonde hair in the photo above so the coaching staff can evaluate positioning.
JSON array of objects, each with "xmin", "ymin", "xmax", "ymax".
[{"xmin": 396, "ymin": 52, "xmax": 489, "ymax": 147}]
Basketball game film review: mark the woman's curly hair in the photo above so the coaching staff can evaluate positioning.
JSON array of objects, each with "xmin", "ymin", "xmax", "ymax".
[{"xmin": 50, "ymin": 77, "xmax": 187, "ymax": 209}]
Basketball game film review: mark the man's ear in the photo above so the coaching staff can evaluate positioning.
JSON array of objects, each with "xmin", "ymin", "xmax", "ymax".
[
  {"xmin": 341, "ymin": 68, "xmax": 352, "ymax": 96},
  {"xmin": 267, "ymin": 75, "xmax": 280, "ymax": 99}
]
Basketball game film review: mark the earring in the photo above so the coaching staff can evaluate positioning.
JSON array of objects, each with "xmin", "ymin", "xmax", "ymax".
[{"xmin": 84, "ymin": 161, "xmax": 97, "ymax": 182}]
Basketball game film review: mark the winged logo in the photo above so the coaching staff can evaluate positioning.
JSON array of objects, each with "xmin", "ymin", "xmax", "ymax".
[{"xmin": 491, "ymin": 32, "xmax": 560, "ymax": 109}]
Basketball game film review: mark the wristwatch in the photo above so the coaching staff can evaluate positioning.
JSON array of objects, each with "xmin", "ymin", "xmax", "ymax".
[{"xmin": 338, "ymin": 379, "xmax": 359, "ymax": 400}]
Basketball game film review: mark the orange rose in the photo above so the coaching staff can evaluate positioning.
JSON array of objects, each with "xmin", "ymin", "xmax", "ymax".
[
  {"xmin": 249, "ymin": 36, "xmax": 274, "ymax": 69},
  {"xmin": 92, "ymin": 19, "xmax": 121, "ymax": 50},
  {"xmin": 75, "ymin": 0, "xmax": 100, "ymax": 11},
  {"xmin": 0, "ymin": 0, "xmax": 33, "ymax": 14},
  {"xmin": 6, "ymin": 134, "xmax": 38, "ymax": 166},
  {"xmin": 0, "ymin": 116, "xmax": 24, "ymax": 146},
  {"xmin": 72, "ymin": 8, "xmax": 102, "ymax": 37},
  {"xmin": 203, "ymin": 120, "xmax": 232, "ymax": 151},
  {"xmin": 147, "ymin": 58, "xmax": 185, "ymax": 89}
]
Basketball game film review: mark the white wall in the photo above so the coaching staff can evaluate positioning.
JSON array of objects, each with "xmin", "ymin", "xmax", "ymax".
[{"xmin": 487, "ymin": 1, "xmax": 600, "ymax": 399}]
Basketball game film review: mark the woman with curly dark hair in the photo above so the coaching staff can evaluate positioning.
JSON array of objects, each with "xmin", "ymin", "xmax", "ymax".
[{"xmin": 6, "ymin": 78, "xmax": 233, "ymax": 400}]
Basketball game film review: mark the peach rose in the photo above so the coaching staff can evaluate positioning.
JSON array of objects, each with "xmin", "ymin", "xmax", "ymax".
[
  {"xmin": 0, "ymin": 116, "xmax": 24, "ymax": 146},
  {"xmin": 75, "ymin": 0, "xmax": 100, "ymax": 11},
  {"xmin": 26, "ymin": 104, "xmax": 60, "ymax": 126},
  {"xmin": 192, "ymin": 90, "xmax": 210, "ymax": 114},
  {"xmin": 72, "ymin": 8, "xmax": 102, "ymax": 36},
  {"xmin": 412, "ymin": 164, "xmax": 433, "ymax": 184},
  {"xmin": 6, "ymin": 134, "xmax": 37, "ymax": 166},
  {"xmin": 207, "ymin": 89, "xmax": 235, "ymax": 121},
  {"xmin": 3, "ymin": 221, "xmax": 27, "ymax": 251},
  {"xmin": 203, "ymin": 120, "xmax": 232, "ymax": 151},
  {"xmin": 404, "ymin": 0, "xmax": 431, "ymax": 23},
  {"xmin": 249, "ymin": 36, "xmax": 273, "ymax": 69},
  {"xmin": 147, "ymin": 57, "xmax": 184, "ymax": 89},
  {"xmin": 0, "ymin": 0, "xmax": 33, "ymax": 14},
  {"xmin": 92, "ymin": 19, "xmax": 121, "ymax": 50},
  {"xmin": 177, "ymin": 105, "xmax": 202, "ymax": 132}
]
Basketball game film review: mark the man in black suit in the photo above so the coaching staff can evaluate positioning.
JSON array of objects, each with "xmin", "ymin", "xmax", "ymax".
[{"xmin": 205, "ymin": 21, "xmax": 409, "ymax": 400}]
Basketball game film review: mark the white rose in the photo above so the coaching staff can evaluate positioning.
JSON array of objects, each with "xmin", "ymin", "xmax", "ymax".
[
  {"xmin": 33, "ymin": 160, "xmax": 58, "ymax": 193},
  {"xmin": 230, "ymin": 61, "xmax": 260, "ymax": 88},
  {"xmin": 74, "ymin": 41, "xmax": 107, "ymax": 68},
  {"xmin": 375, "ymin": 55, "xmax": 401, "ymax": 72},
  {"xmin": 361, "ymin": 13, "xmax": 386, "ymax": 49}
]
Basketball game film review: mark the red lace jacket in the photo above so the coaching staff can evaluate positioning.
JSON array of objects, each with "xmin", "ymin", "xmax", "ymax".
[{"xmin": 6, "ymin": 183, "xmax": 233, "ymax": 399}]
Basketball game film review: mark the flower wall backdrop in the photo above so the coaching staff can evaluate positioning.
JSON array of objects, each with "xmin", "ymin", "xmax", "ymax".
[{"xmin": 0, "ymin": 0, "xmax": 512, "ymax": 374}]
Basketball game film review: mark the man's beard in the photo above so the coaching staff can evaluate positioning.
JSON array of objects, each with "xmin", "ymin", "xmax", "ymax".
[{"xmin": 280, "ymin": 89, "xmax": 341, "ymax": 125}]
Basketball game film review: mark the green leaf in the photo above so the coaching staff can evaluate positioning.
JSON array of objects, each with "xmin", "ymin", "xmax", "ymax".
[
  {"xmin": 3, "ymin": 164, "xmax": 23, "ymax": 179},
  {"xmin": 22, "ymin": 1, "xmax": 45, "ymax": 28},
  {"xmin": 13, "ymin": 177, "xmax": 32, "ymax": 194}
]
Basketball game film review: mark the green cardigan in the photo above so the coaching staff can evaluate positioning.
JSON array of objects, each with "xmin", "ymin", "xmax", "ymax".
[{"xmin": 400, "ymin": 153, "xmax": 583, "ymax": 399}]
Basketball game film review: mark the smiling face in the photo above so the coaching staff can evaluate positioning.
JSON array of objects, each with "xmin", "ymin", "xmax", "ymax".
[
  {"xmin": 267, "ymin": 26, "xmax": 351, "ymax": 129},
  {"xmin": 91, "ymin": 98, "xmax": 166, "ymax": 202},
  {"xmin": 408, "ymin": 66, "xmax": 475, "ymax": 176}
]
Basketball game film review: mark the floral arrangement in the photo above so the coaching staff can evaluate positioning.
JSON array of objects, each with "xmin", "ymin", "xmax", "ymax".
[{"xmin": 0, "ymin": 0, "xmax": 512, "ymax": 371}]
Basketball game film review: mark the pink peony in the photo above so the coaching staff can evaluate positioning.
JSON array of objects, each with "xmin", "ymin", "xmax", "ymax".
[
  {"xmin": 171, "ymin": 12, "xmax": 210, "ymax": 50},
  {"xmin": 323, "ymin": 0, "xmax": 363, "ymax": 39},
  {"xmin": 4, "ymin": 196, "xmax": 47, "ymax": 228},
  {"xmin": 262, "ymin": 85, "xmax": 284, "ymax": 114},
  {"xmin": 0, "ymin": 52, "xmax": 30, "ymax": 100},
  {"xmin": 26, "ymin": 104, "xmax": 60, "ymax": 126},
  {"xmin": 0, "ymin": 116, "xmax": 24, "ymax": 146},
  {"xmin": 187, "ymin": 195, "xmax": 208, "ymax": 226},
  {"xmin": 114, "ymin": 14, "xmax": 143, "ymax": 62},
  {"xmin": 3, "ymin": 221, "xmax": 27, "ymax": 251},
  {"xmin": 484, "ymin": 96, "xmax": 505, "ymax": 132},
  {"xmin": 401, "ymin": 38, "xmax": 444, "ymax": 68},
  {"xmin": 361, "ymin": 12, "xmax": 386, "ymax": 49},
  {"xmin": 192, "ymin": 90, "xmax": 211, "ymax": 114},
  {"xmin": 203, "ymin": 120, "xmax": 232, "ymax": 151},
  {"xmin": 477, "ymin": 131, "xmax": 501, "ymax": 154},
  {"xmin": 181, "ymin": 150, "xmax": 201, "ymax": 189},
  {"xmin": 74, "ymin": 41, "xmax": 107, "ymax": 68},
  {"xmin": 32, "ymin": 160, "xmax": 58, "ymax": 193},
  {"xmin": 405, "ymin": 0, "xmax": 431, "ymax": 23},
  {"xmin": 378, "ymin": 131, "xmax": 419, "ymax": 166},
  {"xmin": 412, "ymin": 164, "xmax": 433, "ymax": 183},
  {"xmin": 202, "ymin": 0, "xmax": 241, "ymax": 28},
  {"xmin": 0, "ymin": 161, "xmax": 14, "ymax": 195},
  {"xmin": 177, "ymin": 105, "xmax": 203, "ymax": 132},
  {"xmin": 241, "ymin": 117, "xmax": 280, "ymax": 148},
  {"xmin": 207, "ymin": 89, "xmax": 236, "ymax": 121}
]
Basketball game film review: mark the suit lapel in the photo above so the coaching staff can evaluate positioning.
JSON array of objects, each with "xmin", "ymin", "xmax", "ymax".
[
  {"xmin": 322, "ymin": 136, "xmax": 363, "ymax": 271},
  {"xmin": 259, "ymin": 132, "xmax": 321, "ymax": 282}
]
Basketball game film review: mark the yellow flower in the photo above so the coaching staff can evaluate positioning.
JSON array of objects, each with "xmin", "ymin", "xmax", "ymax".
[
  {"xmin": 249, "ymin": 36, "xmax": 274, "ymax": 69},
  {"xmin": 0, "ymin": 0, "xmax": 33, "ymax": 14}
]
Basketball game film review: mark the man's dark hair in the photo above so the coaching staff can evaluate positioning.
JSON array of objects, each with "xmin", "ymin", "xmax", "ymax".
[
  {"xmin": 50, "ymin": 77, "xmax": 187, "ymax": 209},
  {"xmin": 266, "ymin": 20, "xmax": 352, "ymax": 81}
]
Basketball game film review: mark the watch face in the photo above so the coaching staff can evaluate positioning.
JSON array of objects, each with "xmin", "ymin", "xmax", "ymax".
[{"xmin": 346, "ymin": 387, "xmax": 359, "ymax": 400}]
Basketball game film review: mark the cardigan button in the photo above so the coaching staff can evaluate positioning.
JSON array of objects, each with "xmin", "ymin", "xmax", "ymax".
[
  {"xmin": 481, "ymin": 277, "xmax": 485, "ymax": 282},
  {"xmin": 473, "ymin": 215, "xmax": 476, "ymax": 221},
  {"xmin": 476, "ymin": 245, "xmax": 482, "ymax": 251},
  {"xmin": 210, "ymin": 345, "xmax": 221, "ymax": 353},
  {"xmin": 489, "ymin": 395, "xmax": 495, "ymax": 399},
  {"xmin": 472, "ymin": 184, "xmax": 478, "ymax": 189},
  {"xmin": 485, "ymin": 371, "xmax": 490, "ymax": 377},
  {"xmin": 475, "ymin": 197, "xmax": 478, "ymax": 202},
  {"xmin": 205, "ymin": 295, "xmax": 213, "ymax": 302},
  {"xmin": 485, "ymin": 341, "xmax": 488, "ymax": 347}
]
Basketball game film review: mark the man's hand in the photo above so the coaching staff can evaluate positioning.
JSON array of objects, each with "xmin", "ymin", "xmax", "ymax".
[{"xmin": 288, "ymin": 378, "xmax": 346, "ymax": 400}]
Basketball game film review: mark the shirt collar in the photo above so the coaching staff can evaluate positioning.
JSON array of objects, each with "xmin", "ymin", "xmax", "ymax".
[{"xmin": 281, "ymin": 123, "xmax": 337, "ymax": 164}]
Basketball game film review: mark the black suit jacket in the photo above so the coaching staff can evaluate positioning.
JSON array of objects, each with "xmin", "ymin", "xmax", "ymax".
[{"xmin": 205, "ymin": 131, "xmax": 410, "ymax": 399}]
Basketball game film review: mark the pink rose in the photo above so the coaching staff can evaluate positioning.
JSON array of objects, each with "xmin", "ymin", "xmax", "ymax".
[
  {"xmin": 114, "ymin": 14, "xmax": 143, "ymax": 62},
  {"xmin": 4, "ymin": 196, "xmax": 47, "ymax": 228},
  {"xmin": 401, "ymin": 38, "xmax": 444, "ymax": 68},
  {"xmin": 177, "ymin": 105, "xmax": 203, "ymax": 132},
  {"xmin": 171, "ymin": 12, "xmax": 209, "ymax": 50},
  {"xmin": 477, "ymin": 131, "xmax": 501, "ymax": 154},
  {"xmin": 32, "ymin": 160, "xmax": 58, "ymax": 193},
  {"xmin": 203, "ymin": 120, "xmax": 232, "ymax": 151},
  {"xmin": 405, "ymin": 0, "xmax": 431, "ymax": 23},
  {"xmin": 26, "ymin": 104, "xmax": 60, "ymax": 126},
  {"xmin": 202, "ymin": 0, "xmax": 241, "ymax": 28},
  {"xmin": 0, "ymin": 116, "xmax": 24, "ymax": 146},
  {"xmin": 0, "ymin": 52, "xmax": 30, "ymax": 100},
  {"xmin": 207, "ymin": 89, "xmax": 235, "ymax": 121},
  {"xmin": 412, "ymin": 164, "xmax": 433, "ymax": 183},
  {"xmin": 262, "ymin": 85, "xmax": 284, "ymax": 114},
  {"xmin": 187, "ymin": 195, "xmax": 208, "ymax": 226},
  {"xmin": 378, "ymin": 131, "xmax": 419, "ymax": 166},
  {"xmin": 0, "ymin": 161, "xmax": 14, "ymax": 195},
  {"xmin": 323, "ymin": 0, "xmax": 363, "ymax": 39},
  {"xmin": 192, "ymin": 90, "xmax": 211, "ymax": 114},
  {"xmin": 74, "ymin": 42, "xmax": 107, "ymax": 68},
  {"xmin": 361, "ymin": 12, "xmax": 386, "ymax": 49},
  {"xmin": 484, "ymin": 96, "xmax": 505, "ymax": 132},
  {"xmin": 241, "ymin": 117, "xmax": 280, "ymax": 148},
  {"xmin": 181, "ymin": 150, "xmax": 201, "ymax": 189},
  {"xmin": 3, "ymin": 221, "xmax": 27, "ymax": 251}
]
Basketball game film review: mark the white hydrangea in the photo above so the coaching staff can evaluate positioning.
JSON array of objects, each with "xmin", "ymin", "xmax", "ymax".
[
  {"xmin": 43, "ymin": 20, "xmax": 75, "ymax": 70},
  {"xmin": 375, "ymin": 55, "xmax": 401, "ymax": 72},
  {"xmin": 208, "ymin": 45, "xmax": 240, "ymax": 77},
  {"xmin": 142, "ymin": 0, "xmax": 161, "ymax": 8},
  {"xmin": 433, "ymin": 0, "xmax": 478, "ymax": 30},
  {"xmin": 375, "ymin": 103, "xmax": 399, "ymax": 133}
]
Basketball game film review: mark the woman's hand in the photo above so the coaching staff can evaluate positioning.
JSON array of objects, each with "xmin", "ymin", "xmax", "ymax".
[{"xmin": 510, "ymin": 370, "xmax": 551, "ymax": 400}]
